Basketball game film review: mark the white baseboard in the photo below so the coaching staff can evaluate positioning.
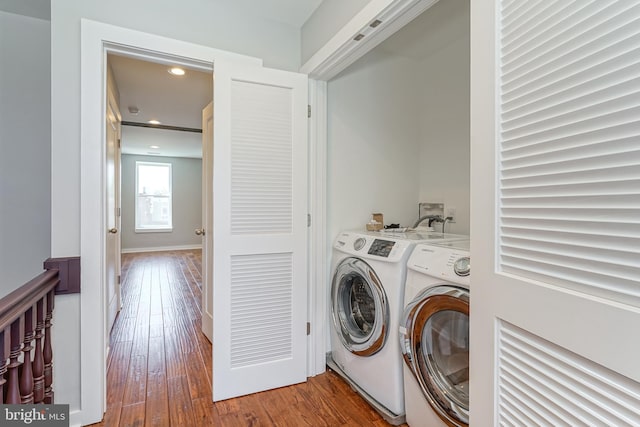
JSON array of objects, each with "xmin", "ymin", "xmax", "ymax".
[
  {"xmin": 121, "ymin": 244, "xmax": 202, "ymax": 254},
  {"xmin": 69, "ymin": 409, "xmax": 82, "ymax": 427}
]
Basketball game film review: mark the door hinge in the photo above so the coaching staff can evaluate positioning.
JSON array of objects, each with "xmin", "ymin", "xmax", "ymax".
[
  {"xmin": 307, "ymin": 105, "xmax": 311, "ymax": 118},
  {"xmin": 117, "ymin": 275, "xmax": 121, "ymax": 285},
  {"xmin": 307, "ymin": 214, "xmax": 311, "ymax": 227},
  {"xmin": 117, "ymin": 138, "xmax": 121, "ymax": 149},
  {"xmin": 117, "ymin": 207, "xmax": 121, "ymax": 217},
  {"xmin": 307, "ymin": 322, "xmax": 311, "ymax": 335}
]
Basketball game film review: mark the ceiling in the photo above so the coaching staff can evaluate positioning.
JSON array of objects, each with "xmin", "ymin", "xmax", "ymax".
[
  {"xmin": 109, "ymin": 54, "xmax": 213, "ymax": 131},
  {"xmin": 109, "ymin": 53, "xmax": 212, "ymax": 158},
  {"xmin": 0, "ymin": 0, "xmax": 50, "ymax": 20}
]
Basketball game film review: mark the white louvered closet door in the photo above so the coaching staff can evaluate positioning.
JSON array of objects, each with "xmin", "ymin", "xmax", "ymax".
[
  {"xmin": 471, "ymin": 1, "xmax": 640, "ymax": 425},
  {"xmin": 211, "ymin": 59, "xmax": 308, "ymax": 401}
]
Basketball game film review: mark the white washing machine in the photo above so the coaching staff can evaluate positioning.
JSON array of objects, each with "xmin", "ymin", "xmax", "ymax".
[
  {"xmin": 399, "ymin": 239, "xmax": 470, "ymax": 427},
  {"xmin": 329, "ymin": 230, "xmax": 468, "ymax": 424}
]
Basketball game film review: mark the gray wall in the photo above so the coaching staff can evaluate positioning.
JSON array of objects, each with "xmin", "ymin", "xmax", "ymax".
[
  {"xmin": 0, "ymin": 11, "xmax": 51, "ymax": 298},
  {"xmin": 121, "ymin": 154, "xmax": 202, "ymax": 251}
]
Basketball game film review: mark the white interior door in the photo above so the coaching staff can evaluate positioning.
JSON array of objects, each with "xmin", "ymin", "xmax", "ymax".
[
  {"xmin": 201, "ymin": 101, "xmax": 214, "ymax": 343},
  {"xmin": 471, "ymin": 1, "xmax": 640, "ymax": 425},
  {"xmin": 211, "ymin": 61, "xmax": 309, "ymax": 400},
  {"xmin": 106, "ymin": 79, "xmax": 122, "ymax": 336}
]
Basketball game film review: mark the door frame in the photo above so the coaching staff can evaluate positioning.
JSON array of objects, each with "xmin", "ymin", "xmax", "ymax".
[
  {"xmin": 80, "ymin": 20, "xmax": 263, "ymax": 425},
  {"xmin": 105, "ymin": 65, "xmax": 122, "ymax": 337}
]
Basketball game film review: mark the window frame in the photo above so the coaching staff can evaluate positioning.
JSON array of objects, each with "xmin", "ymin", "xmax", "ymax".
[{"xmin": 134, "ymin": 161, "xmax": 173, "ymax": 233}]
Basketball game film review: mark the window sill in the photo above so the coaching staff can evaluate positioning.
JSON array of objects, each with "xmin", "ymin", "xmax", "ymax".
[{"xmin": 135, "ymin": 228, "xmax": 173, "ymax": 233}]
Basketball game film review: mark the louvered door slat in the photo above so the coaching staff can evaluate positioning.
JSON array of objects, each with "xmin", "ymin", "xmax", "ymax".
[
  {"xmin": 498, "ymin": 322, "xmax": 640, "ymax": 426},
  {"xmin": 231, "ymin": 80, "xmax": 293, "ymax": 235},
  {"xmin": 498, "ymin": 0, "xmax": 640, "ymax": 304}
]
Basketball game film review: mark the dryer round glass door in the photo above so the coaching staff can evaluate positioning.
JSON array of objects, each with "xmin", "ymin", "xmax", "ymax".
[
  {"xmin": 400, "ymin": 285, "xmax": 469, "ymax": 426},
  {"xmin": 331, "ymin": 257, "xmax": 389, "ymax": 356}
]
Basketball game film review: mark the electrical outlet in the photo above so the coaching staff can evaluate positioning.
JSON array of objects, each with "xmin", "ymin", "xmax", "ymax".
[{"xmin": 446, "ymin": 207, "xmax": 456, "ymax": 223}]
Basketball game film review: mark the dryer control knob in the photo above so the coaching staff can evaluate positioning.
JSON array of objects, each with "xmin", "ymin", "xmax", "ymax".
[
  {"xmin": 353, "ymin": 237, "xmax": 366, "ymax": 251},
  {"xmin": 454, "ymin": 257, "xmax": 471, "ymax": 276}
]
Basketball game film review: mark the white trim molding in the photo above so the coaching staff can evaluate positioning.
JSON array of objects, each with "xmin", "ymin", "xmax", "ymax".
[
  {"xmin": 307, "ymin": 79, "xmax": 328, "ymax": 376},
  {"xmin": 121, "ymin": 244, "xmax": 203, "ymax": 254},
  {"xmin": 300, "ymin": 0, "xmax": 439, "ymax": 80}
]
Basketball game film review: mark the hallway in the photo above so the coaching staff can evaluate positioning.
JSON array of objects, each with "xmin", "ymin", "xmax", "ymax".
[{"xmin": 92, "ymin": 250, "xmax": 401, "ymax": 426}]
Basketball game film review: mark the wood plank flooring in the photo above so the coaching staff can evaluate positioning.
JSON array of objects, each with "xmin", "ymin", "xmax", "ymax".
[{"xmin": 90, "ymin": 250, "xmax": 405, "ymax": 426}]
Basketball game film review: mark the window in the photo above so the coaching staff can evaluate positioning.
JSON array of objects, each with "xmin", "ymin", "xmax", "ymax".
[{"xmin": 135, "ymin": 161, "xmax": 172, "ymax": 232}]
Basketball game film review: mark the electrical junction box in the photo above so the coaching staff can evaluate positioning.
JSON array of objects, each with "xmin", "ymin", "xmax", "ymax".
[{"xmin": 418, "ymin": 202, "xmax": 444, "ymax": 219}]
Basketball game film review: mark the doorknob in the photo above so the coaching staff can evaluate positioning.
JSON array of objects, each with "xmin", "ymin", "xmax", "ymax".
[
  {"xmin": 195, "ymin": 228, "xmax": 205, "ymax": 236},
  {"xmin": 108, "ymin": 228, "xmax": 118, "ymax": 234}
]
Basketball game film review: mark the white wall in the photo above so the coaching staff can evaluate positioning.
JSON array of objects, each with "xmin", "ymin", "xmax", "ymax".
[
  {"xmin": 301, "ymin": 0, "xmax": 372, "ymax": 64},
  {"xmin": 326, "ymin": 0, "xmax": 470, "ymax": 241},
  {"xmin": 416, "ymin": 0, "xmax": 470, "ymax": 235},
  {"xmin": 121, "ymin": 154, "xmax": 202, "ymax": 252},
  {"xmin": 327, "ymin": 49, "xmax": 421, "ymax": 241},
  {"xmin": 0, "ymin": 11, "xmax": 51, "ymax": 297}
]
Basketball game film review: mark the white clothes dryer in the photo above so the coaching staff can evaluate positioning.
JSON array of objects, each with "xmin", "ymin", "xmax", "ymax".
[
  {"xmin": 399, "ymin": 239, "xmax": 471, "ymax": 427},
  {"xmin": 329, "ymin": 230, "xmax": 468, "ymax": 424}
]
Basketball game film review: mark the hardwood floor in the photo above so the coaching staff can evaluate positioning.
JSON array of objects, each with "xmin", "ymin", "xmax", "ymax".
[{"xmin": 91, "ymin": 250, "xmax": 405, "ymax": 426}]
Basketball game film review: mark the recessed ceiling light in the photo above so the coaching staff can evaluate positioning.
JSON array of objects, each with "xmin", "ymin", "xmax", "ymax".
[
  {"xmin": 168, "ymin": 67, "xmax": 185, "ymax": 76},
  {"xmin": 148, "ymin": 120, "xmax": 161, "ymax": 125},
  {"xmin": 149, "ymin": 145, "xmax": 160, "ymax": 149}
]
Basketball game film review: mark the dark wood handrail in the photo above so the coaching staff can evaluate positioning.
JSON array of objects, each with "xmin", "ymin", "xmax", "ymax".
[
  {"xmin": 0, "ymin": 268, "xmax": 59, "ymax": 404},
  {"xmin": 0, "ymin": 270, "xmax": 59, "ymax": 332}
]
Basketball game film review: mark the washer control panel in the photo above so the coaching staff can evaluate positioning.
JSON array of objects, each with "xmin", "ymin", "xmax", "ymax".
[
  {"xmin": 334, "ymin": 232, "xmax": 412, "ymax": 263},
  {"xmin": 368, "ymin": 239, "xmax": 395, "ymax": 257}
]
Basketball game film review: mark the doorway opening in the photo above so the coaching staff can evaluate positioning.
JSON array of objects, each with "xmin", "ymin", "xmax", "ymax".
[
  {"xmin": 104, "ymin": 51, "xmax": 215, "ymax": 419},
  {"xmin": 83, "ymin": 20, "xmax": 311, "ymax": 424}
]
